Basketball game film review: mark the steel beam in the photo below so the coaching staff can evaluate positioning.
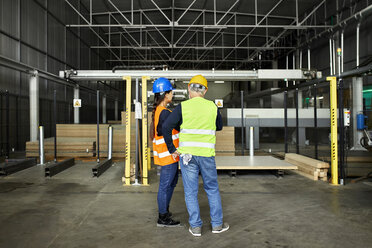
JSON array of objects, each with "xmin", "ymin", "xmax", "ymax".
[
  {"xmin": 150, "ymin": 0, "xmax": 171, "ymax": 23},
  {"xmin": 106, "ymin": 27, "xmax": 277, "ymax": 39},
  {"xmin": 92, "ymin": 46, "xmax": 295, "ymax": 50},
  {"xmin": 297, "ymin": 5, "xmax": 372, "ymax": 51},
  {"xmin": 92, "ymin": 158, "xmax": 113, "ymax": 177},
  {"xmin": 67, "ymin": 24, "xmax": 332, "ymax": 29},
  {"xmin": 176, "ymin": 0, "xmax": 198, "ymax": 23},
  {"xmin": 0, "ymin": 158, "xmax": 37, "ymax": 176},
  {"xmin": 45, "ymin": 158, "xmax": 75, "ymax": 177},
  {"xmin": 61, "ymin": 69, "xmax": 315, "ymax": 81},
  {"xmin": 174, "ymin": 11, "xmax": 204, "ymax": 46},
  {"xmin": 107, "ymin": 0, "xmax": 132, "ymax": 24},
  {"xmin": 216, "ymin": 0, "xmax": 240, "ymax": 25},
  {"xmin": 215, "ymin": 0, "xmax": 285, "ymax": 68},
  {"xmin": 93, "ymin": 7, "xmax": 296, "ymax": 20},
  {"xmin": 64, "ymin": 0, "xmax": 122, "ymax": 62},
  {"xmin": 298, "ymin": 0, "xmax": 326, "ymax": 26}
]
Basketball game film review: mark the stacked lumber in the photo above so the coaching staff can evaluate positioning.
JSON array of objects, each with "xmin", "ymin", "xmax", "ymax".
[
  {"xmin": 285, "ymin": 153, "xmax": 329, "ymax": 181},
  {"xmin": 108, "ymin": 120, "xmax": 121, "ymax": 124},
  {"xmin": 98, "ymin": 125, "xmax": 130, "ymax": 157},
  {"xmin": 26, "ymin": 137, "xmax": 95, "ymax": 157},
  {"xmin": 56, "ymin": 124, "xmax": 134, "ymax": 158},
  {"xmin": 26, "ymin": 114, "xmax": 236, "ymax": 159},
  {"xmin": 216, "ymin": 126, "xmax": 235, "ymax": 156}
]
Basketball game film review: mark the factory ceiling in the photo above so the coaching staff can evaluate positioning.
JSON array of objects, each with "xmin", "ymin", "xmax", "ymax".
[{"xmin": 63, "ymin": 0, "xmax": 353, "ymax": 70}]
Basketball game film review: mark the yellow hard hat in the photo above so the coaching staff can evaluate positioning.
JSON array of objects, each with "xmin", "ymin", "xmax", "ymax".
[{"xmin": 189, "ymin": 75, "xmax": 208, "ymax": 89}]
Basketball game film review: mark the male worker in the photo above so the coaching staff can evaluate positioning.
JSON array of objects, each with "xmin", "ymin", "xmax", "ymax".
[{"xmin": 162, "ymin": 75, "xmax": 229, "ymax": 237}]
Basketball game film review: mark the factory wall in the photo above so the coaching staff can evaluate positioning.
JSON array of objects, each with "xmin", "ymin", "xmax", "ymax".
[{"xmin": 0, "ymin": 0, "xmax": 121, "ymax": 154}]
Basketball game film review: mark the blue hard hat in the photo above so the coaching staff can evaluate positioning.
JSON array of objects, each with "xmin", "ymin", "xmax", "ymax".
[{"xmin": 153, "ymin": 77, "xmax": 174, "ymax": 93}]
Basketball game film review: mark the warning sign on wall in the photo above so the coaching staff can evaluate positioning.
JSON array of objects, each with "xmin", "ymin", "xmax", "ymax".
[
  {"xmin": 73, "ymin": 99, "xmax": 81, "ymax": 108},
  {"xmin": 215, "ymin": 99, "xmax": 223, "ymax": 108}
]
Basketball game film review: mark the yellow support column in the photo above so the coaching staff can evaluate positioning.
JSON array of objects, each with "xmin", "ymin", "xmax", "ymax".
[
  {"xmin": 147, "ymin": 147, "xmax": 151, "ymax": 171},
  {"xmin": 142, "ymin": 76, "xmax": 150, "ymax": 185},
  {"xmin": 123, "ymin": 76, "xmax": 132, "ymax": 185},
  {"xmin": 327, "ymin": 76, "xmax": 338, "ymax": 185}
]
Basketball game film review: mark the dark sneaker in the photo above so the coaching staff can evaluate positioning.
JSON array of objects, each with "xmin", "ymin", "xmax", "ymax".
[
  {"xmin": 166, "ymin": 207, "xmax": 172, "ymax": 217},
  {"xmin": 157, "ymin": 213, "xmax": 181, "ymax": 227},
  {"xmin": 189, "ymin": 226, "xmax": 202, "ymax": 237},
  {"xmin": 212, "ymin": 223, "xmax": 229, "ymax": 234}
]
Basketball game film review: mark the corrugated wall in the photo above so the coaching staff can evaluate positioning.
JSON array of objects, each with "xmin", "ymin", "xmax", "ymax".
[{"xmin": 0, "ymin": 0, "xmax": 122, "ymax": 155}]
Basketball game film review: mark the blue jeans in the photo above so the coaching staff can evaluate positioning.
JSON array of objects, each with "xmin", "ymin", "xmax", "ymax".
[
  {"xmin": 157, "ymin": 162, "xmax": 179, "ymax": 214},
  {"xmin": 180, "ymin": 155, "xmax": 223, "ymax": 228}
]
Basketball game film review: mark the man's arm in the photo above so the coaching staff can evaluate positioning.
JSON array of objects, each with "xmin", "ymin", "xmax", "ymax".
[
  {"xmin": 216, "ymin": 109, "xmax": 223, "ymax": 131},
  {"xmin": 162, "ymin": 104, "xmax": 182, "ymax": 154}
]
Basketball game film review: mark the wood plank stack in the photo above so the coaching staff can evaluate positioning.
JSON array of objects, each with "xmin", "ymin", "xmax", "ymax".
[
  {"xmin": 285, "ymin": 153, "xmax": 329, "ymax": 181},
  {"xmin": 26, "ymin": 137, "xmax": 96, "ymax": 157},
  {"xmin": 108, "ymin": 120, "xmax": 121, "ymax": 124},
  {"xmin": 56, "ymin": 124, "xmax": 133, "ymax": 158},
  {"xmin": 216, "ymin": 126, "xmax": 235, "ymax": 156},
  {"xmin": 26, "ymin": 113, "xmax": 236, "ymax": 160}
]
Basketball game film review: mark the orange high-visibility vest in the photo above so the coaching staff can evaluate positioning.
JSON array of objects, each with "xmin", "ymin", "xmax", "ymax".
[{"xmin": 153, "ymin": 106, "xmax": 179, "ymax": 166}]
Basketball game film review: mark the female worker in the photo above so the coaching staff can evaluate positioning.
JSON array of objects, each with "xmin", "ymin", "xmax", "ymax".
[{"xmin": 150, "ymin": 77, "xmax": 180, "ymax": 227}]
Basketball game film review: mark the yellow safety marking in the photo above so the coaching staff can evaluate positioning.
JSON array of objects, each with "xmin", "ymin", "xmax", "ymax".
[
  {"xmin": 123, "ymin": 76, "xmax": 132, "ymax": 185},
  {"xmin": 147, "ymin": 147, "xmax": 151, "ymax": 171},
  {"xmin": 327, "ymin": 76, "xmax": 338, "ymax": 185},
  {"xmin": 142, "ymin": 76, "xmax": 150, "ymax": 185}
]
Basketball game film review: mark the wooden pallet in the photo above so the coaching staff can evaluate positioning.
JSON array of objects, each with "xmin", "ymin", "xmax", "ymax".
[{"xmin": 285, "ymin": 153, "xmax": 329, "ymax": 181}]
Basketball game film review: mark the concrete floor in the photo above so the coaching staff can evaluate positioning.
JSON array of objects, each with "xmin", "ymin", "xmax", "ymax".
[{"xmin": 0, "ymin": 161, "xmax": 371, "ymax": 248}]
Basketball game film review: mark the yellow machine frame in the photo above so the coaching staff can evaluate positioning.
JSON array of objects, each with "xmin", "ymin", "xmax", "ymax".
[
  {"xmin": 327, "ymin": 76, "xmax": 339, "ymax": 185},
  {"xmin": 142, "ymin": 76, "xmax": 150, "ymax": 185},
  {"xmin": 123, "ymin": 76, "xmax": 150, "ymax": 186},
  {"xmin": 123, "ymin": 76, "xmax": 132, "ymax": 185}
]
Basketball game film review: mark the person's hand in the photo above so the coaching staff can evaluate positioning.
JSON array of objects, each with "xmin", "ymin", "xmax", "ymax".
[{"xmin": 172, "ymin": 150, "xmax": 180, "ymax": 161}]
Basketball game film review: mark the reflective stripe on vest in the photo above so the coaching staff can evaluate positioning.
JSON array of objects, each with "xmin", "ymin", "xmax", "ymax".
[
  {"xmin": 153, "ymin": 106, "xmax": 179, "ymax": 165},
  {"xmin": 179, "ymin": 141, "xmax": 215, "ymax": 149},
  {"xmin": 180, "ymin": 129, "xmax": 215, "ymax": 135},
  {"xmin": 153, "ymin": 134, "xmax": 179, "ymax": 145},
  {"xmin": 178, "ymin": 97, "xmax": 217, "ymax": 157},
  {"xmin": 153, "ymin": 150, "xmax": 171, "ymax": 158}
]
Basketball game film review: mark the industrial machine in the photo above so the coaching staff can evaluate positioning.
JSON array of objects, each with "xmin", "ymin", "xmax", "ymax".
[
  {"xmin": 357, "ymin": 113, "xmax": 372, "ymax": 151},
  {"xmin": 361, "ymin": 129, "xmax": 372, "ymax": 151}
]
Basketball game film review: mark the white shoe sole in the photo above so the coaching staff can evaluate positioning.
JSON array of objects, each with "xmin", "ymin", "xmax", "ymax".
[
  {"xmin": 189, "ymin": 228, "xmax": 201, "ymax": 237},
  {"xmin": 212, "ymin": 225, "xmax": 230, "ymax": 233}
]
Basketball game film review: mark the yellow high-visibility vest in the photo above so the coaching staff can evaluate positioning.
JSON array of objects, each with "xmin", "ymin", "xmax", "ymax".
[{"xmin": 178, "ymin": 97, "xmax": 217, "ymax": 157}]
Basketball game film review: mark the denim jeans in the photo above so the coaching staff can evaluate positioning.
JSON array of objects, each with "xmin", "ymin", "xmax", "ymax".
[
  {"xmin": 157, "ymin": 162, "xmax": 179, "ymax": 214},
  {"xmin": 180, "ymin": 155, "xmax": 223, "ymax": 228}
]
